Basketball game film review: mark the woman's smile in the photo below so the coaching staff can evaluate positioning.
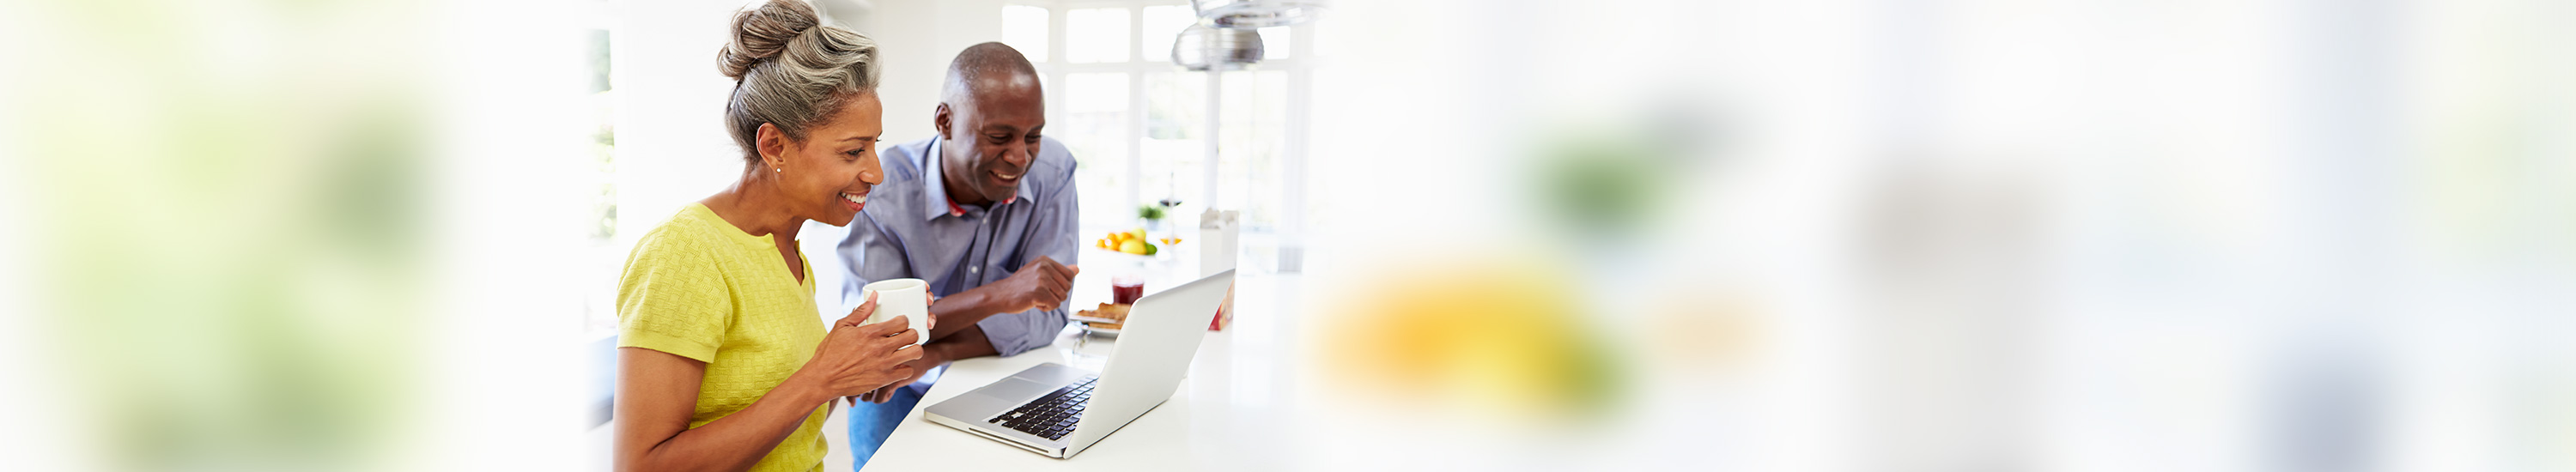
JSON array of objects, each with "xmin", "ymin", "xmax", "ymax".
[{"xmin": 841, "ymin": 191, "xmax": 867, "ymax": 212}]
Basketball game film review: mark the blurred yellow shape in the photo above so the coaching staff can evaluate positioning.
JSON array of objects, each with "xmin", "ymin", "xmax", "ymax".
[{"xmin": 1326, "ymin": 263, "xmax": 1618, "ymax": 421}]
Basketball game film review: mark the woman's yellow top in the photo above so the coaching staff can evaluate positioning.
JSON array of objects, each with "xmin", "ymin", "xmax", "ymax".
[{"xmin": 617, "ymin": 203, "xmax": 829, "ymax": 472}]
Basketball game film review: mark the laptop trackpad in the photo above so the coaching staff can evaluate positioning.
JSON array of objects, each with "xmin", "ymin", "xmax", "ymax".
[
  {"xmin": 932, "ymin": 378, "xmax": 1053, "ymax": 423},
  {"xmin": 978, "ymin": 378, "xmax": 1058, "ymax": 402},
  {"xmin": 1013, "ymin": 364, "xmax": 1092, "ymax": 385}
]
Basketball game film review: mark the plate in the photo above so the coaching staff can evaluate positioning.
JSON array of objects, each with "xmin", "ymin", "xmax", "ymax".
[{"xmin": 1079, "ymin": 322, "xmax": 1121, "ymax": 336}]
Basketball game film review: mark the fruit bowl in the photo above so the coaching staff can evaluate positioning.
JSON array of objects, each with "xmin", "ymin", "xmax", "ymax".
[{"xmin": 1092, "ymin": 228, "xmax": 1181, "ymax": 259}]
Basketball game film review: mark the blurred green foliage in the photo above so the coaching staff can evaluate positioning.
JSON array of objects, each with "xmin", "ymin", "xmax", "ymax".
[
  {"xmin": 1538, "ymin": 132, "xmax": 1673, "ymax": 240},
  {"xmin": 9, "ymin": 0, "xmax": 435, "ymax": 469}
]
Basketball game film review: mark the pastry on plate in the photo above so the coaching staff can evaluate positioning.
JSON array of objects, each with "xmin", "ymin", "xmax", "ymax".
[{"xmin": 1075, "ymin": 303, "xmax": 1131, "ymax": 330}]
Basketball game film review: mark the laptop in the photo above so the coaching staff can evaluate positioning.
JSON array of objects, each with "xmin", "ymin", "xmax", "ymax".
[{"xmin": 921, "ymin": 269, "xmax": 1236, "ymax": 459}]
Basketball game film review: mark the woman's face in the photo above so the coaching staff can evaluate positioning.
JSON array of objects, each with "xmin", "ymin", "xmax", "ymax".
[{"xmin": 770, "ymin": 93, "xmax": 885, "ymax": 227}]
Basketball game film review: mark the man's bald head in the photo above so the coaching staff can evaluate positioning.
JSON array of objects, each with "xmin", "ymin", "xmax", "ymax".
[{"xmin": 941, "ymin": 42, "xmax": 1041, "ymax": 106}]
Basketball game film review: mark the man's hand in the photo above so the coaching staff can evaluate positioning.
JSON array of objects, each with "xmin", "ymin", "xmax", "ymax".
[
  {"xmin": 858, "ymin": 343, "xmax": 946, "ymax": 403},
  {"xmin": 993, "ymin": 256, "xmax": 1079, "ymax": 313},
  {"xmin": 923, "ymin": 291, "xmax": 939, "ymax": 330}
]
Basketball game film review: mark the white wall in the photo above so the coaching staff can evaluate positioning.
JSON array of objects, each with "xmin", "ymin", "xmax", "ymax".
[
  {"xmin": 830, "ymin": 0, "xmax": 1010, "ymax": 145},
  {"xmin": 610, "ymin": 0, "xmax": 758, "ymax": 242},
  {"xmin": 610, "ymin": 0, "xmax": 1005, "ymax": 245}
]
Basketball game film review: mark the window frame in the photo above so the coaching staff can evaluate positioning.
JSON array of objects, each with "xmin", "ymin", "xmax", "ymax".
[{"xmin": 1010, "ymin": 0, "xmax": 1320, "ymax": 237}]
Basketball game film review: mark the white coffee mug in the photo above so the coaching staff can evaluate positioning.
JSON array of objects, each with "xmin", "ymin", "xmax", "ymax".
[{"xmin": 860, "ymin": 278, "xmax": 931, "ymax": 346}]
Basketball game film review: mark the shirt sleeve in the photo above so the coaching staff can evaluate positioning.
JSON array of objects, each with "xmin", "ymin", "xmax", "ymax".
[
  {"xmin": 975, "ymin": 158, "xmax": 1082, "ymax": 357},
  {"xmin": 838, "ymin": 205, "xmax": 914, "ymax": 312},
  {"xmin": 616, "ymin": 233, "xmax": 731, "ymax": 363}
]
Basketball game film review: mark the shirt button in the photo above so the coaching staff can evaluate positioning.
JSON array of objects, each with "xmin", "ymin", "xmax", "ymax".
[{"xmin": 969, "ymin": 266, "xmax": 980, "ymax": 274}]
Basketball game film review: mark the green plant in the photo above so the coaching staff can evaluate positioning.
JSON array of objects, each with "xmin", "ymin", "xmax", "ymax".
[{"xmin": 1138, "ymin": 204, "xmax": 1167, "ymax": 221}]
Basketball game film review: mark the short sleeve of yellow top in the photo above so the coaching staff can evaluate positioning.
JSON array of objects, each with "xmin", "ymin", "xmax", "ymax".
[{"xmin": 617, "ymin": 203, "xmax": 829, "ymax": 472}]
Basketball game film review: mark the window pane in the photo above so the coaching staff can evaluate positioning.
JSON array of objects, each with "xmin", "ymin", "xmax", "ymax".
[
  {"xmin": 1141, "ymin": 72, "xmax": 1206, "ymax": 219},
  {"xmin": 1061, "ymin": 73, "xmax": 1131, "ymax": 227},
  {"xmin": 1217, "ymin": 70, "xmax": 1288, "ymax": 232},
  {"xmin": 1066, "ymin": 8, "xmax": 1130, "ymax": 64},
  {"xmin": 1304, "ymin": 67, "xmax": 1337, "ymax": 231},
  {"xmin": 1142, "ymin": 5, "xmax": 1196, "ymax": 64},
  {"xmin": 1145, "ymin": 72, "xmax": 1204, "ymax": 140},
  {"xmin": 1311, "ymin": 20, "xmax": 1331, "ymax": 58},
  {"xmin": 1003, "ymin": 5, "xmax": 1049, "ymax": 63},
  {"xmin": 1259, "ymin": 27, "xmax": 1291, "ymax": 60},
  {"xmin": 1066, "ymin": 73, "xmax": 1129, "ymax": 113}
]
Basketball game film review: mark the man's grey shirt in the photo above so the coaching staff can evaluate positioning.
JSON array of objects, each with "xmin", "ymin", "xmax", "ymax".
[{"xmin": 836, "ymin": 136, "xmax": 1079, "ymax": 356}]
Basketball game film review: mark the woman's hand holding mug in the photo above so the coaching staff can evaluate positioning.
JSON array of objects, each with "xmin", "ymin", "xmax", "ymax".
[{"xmin": 791, "ymin": 293, "xmax": 922, "ymax": 405}]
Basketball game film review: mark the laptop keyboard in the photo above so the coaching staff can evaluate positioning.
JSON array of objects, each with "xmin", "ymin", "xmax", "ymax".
[{"xmin": 988, "ymin": 375, "xmax": 1098, "ymax": 440}]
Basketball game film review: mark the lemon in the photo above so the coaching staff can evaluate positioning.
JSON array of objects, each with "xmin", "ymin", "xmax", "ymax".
[{"xmin": 1119, "ymin": 239, "xmax": 1147, "ymax": 255}]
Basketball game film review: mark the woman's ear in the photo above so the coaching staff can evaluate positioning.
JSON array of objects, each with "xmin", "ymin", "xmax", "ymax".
[{"xmin": 756, "ymin": 123, "xmax": 787, "ymax": 170}]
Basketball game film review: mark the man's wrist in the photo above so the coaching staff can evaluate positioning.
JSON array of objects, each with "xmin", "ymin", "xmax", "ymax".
[
  {"xmin": 920, "ymin": 341, "xmax": 952, "ymax": 365},
  {"xmin": 936, "ymin": 286, "xmax": 1014, "ymax": 329},
  {"xmin": 969, "ymin": 287, "xmax": 1024, "ymax": 318}
]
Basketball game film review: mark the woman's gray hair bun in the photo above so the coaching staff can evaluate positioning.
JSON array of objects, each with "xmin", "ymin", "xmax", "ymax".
[{"xmin": 719, "ymin": 0, "xmax": 880, "ymax": 165}]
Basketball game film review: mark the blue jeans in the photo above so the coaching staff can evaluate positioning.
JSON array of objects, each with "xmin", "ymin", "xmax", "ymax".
[{"xmin": 845, "ymin": 366, "xmax": 942, "ymax": 470}]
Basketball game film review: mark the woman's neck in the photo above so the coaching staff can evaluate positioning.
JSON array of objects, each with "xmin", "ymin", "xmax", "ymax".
[{"xmin": 705, "ymin": 173, "xmax": 805, "ymax": 240}]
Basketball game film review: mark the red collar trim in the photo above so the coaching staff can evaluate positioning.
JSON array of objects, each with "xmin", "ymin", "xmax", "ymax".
[{"xmin": 945, "ymin": 196, "xmax": 1018, "ymax": 216}]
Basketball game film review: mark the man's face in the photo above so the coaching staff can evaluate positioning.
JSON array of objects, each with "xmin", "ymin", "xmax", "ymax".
[{"xmin": 936, "ymin": 75, "xmax": 1045, "ymax": 205}]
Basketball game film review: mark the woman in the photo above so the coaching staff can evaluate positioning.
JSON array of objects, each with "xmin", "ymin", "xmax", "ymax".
[{"xmin": 612, "ymin": 1, "xmax": 920, "ymax": 471}]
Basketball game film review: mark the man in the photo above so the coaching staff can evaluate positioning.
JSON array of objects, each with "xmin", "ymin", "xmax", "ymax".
[{"xmin": 833, "ymin": 42, "xmax": 1081, "ymax": 465}]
